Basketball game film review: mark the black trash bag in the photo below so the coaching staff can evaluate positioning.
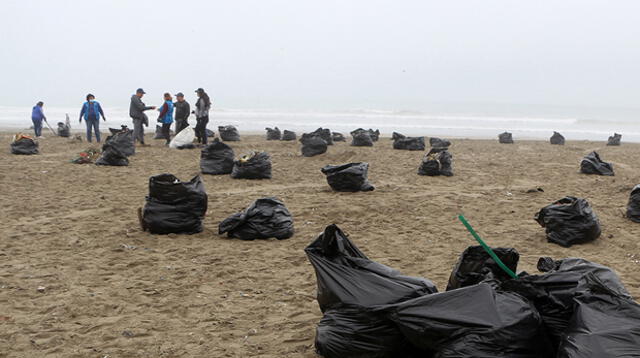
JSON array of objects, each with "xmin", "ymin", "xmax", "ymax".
[
  {"xmin": 331, "ymin": 132, "xmax": 346, "ymax": 142},
  {"xmin": 607, "ymin": 133, "xmax": 622, "ymax": 146},
  {"xmin": 176, "ymin": 144, "xmax": 196, "ymax": 150},
  {"xmin": 550, "ymin": 131, "xmax": 565, "ymax": 145},
  {"xmin": 321, "ymin": 162, "xmax": 375, "ymax": 192},
  {"xmin": 351, "ymin": 131, "xmax": 374, "ymax": 147},
  {"xmin": 282, "ymin": 130, "xmax": 296, "ymax": 141},
  {"xmin": 154, "ymin": 125, "xmax": 164, "ymax": 139},
  {"xmin": 429, "ymin": 137, "xmax": 451, "ymax": 149},
  {"xmin": 300, "ymin": 133, "xmax": 328, "ymax": 157},
  {"xmin": 446, "ymin": 246, "xmax": 519, "ymax": 291},
  {"xmin": 392, "ymin": 132, "xmax": 425, "ymax": 151},
  {"xmin": 57, "ymin": 122, "xmax": 70, "ymax": 137},
  {"xmin": 266, "ymin": 127, "xmax": 281, "ymax": 140},
  {"xmin": 10, "ymin": 136, "xmax": 39, "ymax": 155},
  {"xmin": 580, "ymin": 151, "xmax": 614, "ymax": 176},
  {"xmin": 205, "ymin": 128, "xmax": 215, "ymax": 137},
  {"xmin": 499, "ymin": 131, "xmax": 514, "ymax": 144},
  {"xmin": 534, "ymin": 196, "xmax": 601, "ymax": 247},
  {"xmin": 557, "ymin": 273, "xmax": 640, "ymax": 358},
  {"xmin": 626, "ymin": 184, "xmax": 640, "ymax": 223},
  {"xmin": 218, "ymin": 197, "xmax": 294, "ymax": 240},
  {"xmin": 95, "ymin": 142, "xmax": 129, "ymax": 166},
  {"xmin": 390, "ymin": 283, "xmax": 552, "ymax": 358},
  {"xmin": 310, "ymin": 127, "xmax": 333, "ymax": 145},
  {"xmin": 200, "ymin": 138, "xmax": 235, "ymax": 175},
  {"xmin": 417, "ymin": 149, "xmax": 453, "ymax": 176},
  {"xmin": 218, "ymin": 125, "xmax": 240, "ymax": 141},
  {"xmin": 501, "ymin": 257, "xmax": 631, "ymax": 349},
  {"xmin": 108, "ymin": 126, "xmax": 127, "ymax": 135},
  {"xmin": 105, "ymin": 128, "xmax": 135, "ymax": 157},
  {"xmin": 141, "ymin": 174, "xmax": 208, "ymax": 235},
  {"xmin": 351, "ymin": 128, "xmax": 380, "ymax": 142},
  {"xmin": 231, "ymin": 152, "xmax": 272, "ymax": 179}
]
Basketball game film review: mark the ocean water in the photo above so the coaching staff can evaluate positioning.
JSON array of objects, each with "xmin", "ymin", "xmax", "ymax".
[{"xmin": 1, "ymin": 106, "xmax": 637, "ymax": 142}]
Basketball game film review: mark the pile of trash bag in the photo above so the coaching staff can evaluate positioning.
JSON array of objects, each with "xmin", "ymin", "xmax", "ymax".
[
  {"xmin": 95, "ymin": 142, "xmax": 129, "ymax": 166},
  {"xmin": 391, "ymin": 132, "xmax": 425, "ymax": 151},
  {"xmin": 351, "ymin": 128, "xmax": 380, "ymax": 142},
  {"xmin": 200, "ymin": 138, "xmax": 235, "ymax": 175},
  {"xmin": 309, "ymin": 128, "xmax": 333, "ymax": 145},
  {"xmin": 218, "ymin": 197, "xmax": 294, "ymax": 240},
  {"xmin": 580, "ymin": 151, "xmax": 614, "ymax": 176},
  {"xmin": 105, "ymin": 126, "xmax": 135, "ymax": 156},
  {"xmin": 499, "ymin": 131, "xmax": 514, "ymax": 144},
  {"xmin": 282, "ymin": 130, "xmax": 296, "ymax": 141},
  {"xmin": 607, "ymin": 133, "xmax": 622, "ymax": 146},
  {"xmin": 266, "ymin": 127, "xmax": 281, "ymax": 140},
  {"xmin": 169, "ymin": 126, "xmax": 195, "ymax": 149},
  {"xmin": 218, "ymin": 125, "xmax": 240, "ymax": 141},
  {"xmin": 534, "ymin": 196, "xmax": 601, "ymax": 247},
  {"xmin": 10, "ymin": 134, "xmax": 39, "ymax": 155},
  {"xmin": 331, "ymin": 132, "xmax": 345, "ymax": 142},
  {"xmin": 446, "ymin": 245, "xmax": 519, "ymax": 290},
  {"xmin": 141, "ymin": 174, "xmax": 208, "ymax": 234},
  {"xmin": 350, "ymin": 131, "xmax": 374, "ymax": 147},
  {"xmin": 626, "ymin": 184, "xmax": 640, "ymax": 223},
  {"xmin": 300, "ymin": 133, "xmax": 328, "ymax": 157},
  {"xmin": 154, "ymin": 125, "xmax": 173, "ymax": 139},
  {"xmin": 321, "ymin": 162, "xmax": 375, "ymax": 192},
  {"xmin": 231, "ymin": 152, "xmax": 272, "ymax": 179},
  {"xmin": 418, "ymin": 148, "xmax": 453, "ymax": 176},
  {"xmin": 550, "ymin": 131, "xmax": 565, "ymax": 145},
  {"xmin": 429, "ymin": 137, "xmax": 451, "ymax": 149},
  {"xmin": 70, "ymin": 147, "xmax": 100, "ymax": 164},
  {"xmin": 57, "ymin": 122, "xmax": 70, "ymax": 137}
]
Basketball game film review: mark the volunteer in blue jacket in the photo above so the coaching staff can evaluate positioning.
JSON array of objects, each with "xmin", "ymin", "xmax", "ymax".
[
  {"xmin": 31, "ymin": 101, "xmax": 47, "ymax": 138},
  {"xmin": 79, "ymin": 94, "xmax": 107, "ymax": 142},
  {"xmin": 157, "ymin": 92, "xmax": 174, "ymax": 146}
]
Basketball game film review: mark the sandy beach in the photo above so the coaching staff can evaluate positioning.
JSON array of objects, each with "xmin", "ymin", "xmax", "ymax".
[{"xmin": 0, "ymin": 131, "xmax": 639, "ymax": 357}]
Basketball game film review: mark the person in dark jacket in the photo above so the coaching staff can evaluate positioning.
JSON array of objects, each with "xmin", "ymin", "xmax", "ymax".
[
  {"xmin": 156, "ymin": 93, "xmax": 174, "ymax": 146},
  {"xmin": 129, "ymin": 88, "xmax": 156, "ymax": 146},
  {"xmin": 193, "ymin": 87, "xmax": 211, "ymax": 145},
  {"xmin": 173, "ymin": 92, "xmax": 190, "ymax": 134},
  {"xmin": 31, "ymin": 101, "xmax": 47, "ymax": 138},
  {"xmin": 78, "ymin": 94, "xmax": 106, "ymax": 143}
]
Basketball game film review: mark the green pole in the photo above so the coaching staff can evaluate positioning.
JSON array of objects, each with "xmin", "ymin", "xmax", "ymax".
[{"xmin": 458, "ymin": 214, "xmax": 518, "ymax": 279}]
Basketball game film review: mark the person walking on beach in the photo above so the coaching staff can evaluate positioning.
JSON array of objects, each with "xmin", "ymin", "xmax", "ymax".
[
  {"xmin": 78, "ymin": 94, "xmax": 106, "ymax": 143},
  {"xmin": 129, "ymin": 88, "xmax": 156, "ymax": 146},
  {"xmin": 193, "ymin": 88, "xmax": 211, "ymax": 145},
  {"xmin": 157, "ymin": 93, "xmax": 174, "ymax": 146},
  {"xmin": 31, "ymin": 101, "xmax": 47, "ymax": 138},
  {"xmin": 173, "ymin": 92, "xmax": 190, "ymax": 134}
]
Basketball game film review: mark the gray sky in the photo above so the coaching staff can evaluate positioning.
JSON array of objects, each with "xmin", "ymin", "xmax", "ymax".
[{"xmin": 2, "ymin": 0, "xmax": 639, "ymax": 114}]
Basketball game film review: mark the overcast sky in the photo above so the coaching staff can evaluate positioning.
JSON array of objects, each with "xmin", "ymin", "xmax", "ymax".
[{"xmin": 2, "ymin": 0, "xmax": 639, "ymax": 113}]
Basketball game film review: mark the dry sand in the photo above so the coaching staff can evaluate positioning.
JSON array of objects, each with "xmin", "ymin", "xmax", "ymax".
[{"xmin": 0, "ymin": 131, "xmax": 639, "ymax": 357}]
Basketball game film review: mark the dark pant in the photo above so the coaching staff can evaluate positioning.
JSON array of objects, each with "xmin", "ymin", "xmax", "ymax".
[
  {"xmin": 195, "ymin": 116, "xmax": 209, "ymax": 144},
  {"xmin": 162, "ymin": 122, "xmax": 171, "ymax": 145},
  {"xmin": 132, "ymin": 118, "xmax": 145, "ymax": 144},
  {"xmin": 175, "ymin": 118, "xmax": 188, "ymax": 134},
  {"xmin": 32, "ymin": 119, "xmax": 42, "ymax": 137},
  {"xmin": 85, "ymin": 118, "xmax": 101, "ymax": 142}
]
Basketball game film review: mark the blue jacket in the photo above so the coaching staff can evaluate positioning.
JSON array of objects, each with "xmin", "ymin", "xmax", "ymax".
[
  {"xmin": 31, "ymin": 105, "xmax": 45, "ymax": 121},
  {"xmin": 80, "ymin": 101, "xmax": 105, "ymax": 121},
  {"xmin": 158, "ymin": 100, "xmax": 174, "ymax": 124}
]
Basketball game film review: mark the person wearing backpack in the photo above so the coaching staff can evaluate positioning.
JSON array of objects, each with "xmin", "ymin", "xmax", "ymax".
[
  {"xmin": 157, "ymin": 93, "xmax": 174, "ymax": 146},
  {"xmin": 78, "ymin": 94, "xmax": 107, "ymax": 142},
  {"xmin": 129, "ymin": 88, "xmax": 156, "ymax": 146}
]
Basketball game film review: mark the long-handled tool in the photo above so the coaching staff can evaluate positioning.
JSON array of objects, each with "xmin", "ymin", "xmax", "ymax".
[{"xmin": 44, "ymin": 119, "xmax": 57, "ymax": 136}]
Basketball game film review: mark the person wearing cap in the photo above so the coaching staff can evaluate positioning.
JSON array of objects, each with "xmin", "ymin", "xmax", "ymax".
[
  {"xmin": 129, "ymin": 88, "xmax": 156, "ymax": 146},
  {"xmin": 78, "ymin": 94, "xmax": 106, "ymax": 143},
  {"xmin": 156, "ymin": 93, "xmax": 174, "ymax": 146},
  {"xmin": 193, "ymin": 88, "xmax": 211, "ymax": 145},
  {"xmin": 173, "ymin": 92, "xmax": 190, "ymax": 134},
  {"xmin": 31, "ymin": 101, "xmax": 47, "ymax": 138}
]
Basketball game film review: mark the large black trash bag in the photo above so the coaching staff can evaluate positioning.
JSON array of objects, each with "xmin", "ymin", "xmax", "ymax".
[
  {"xmin": 429, "ymin": 137, "xmax": 451, "ymax": 149},
  {"xmin": 141, "ymin": 174, "xmax": 208, "ymax": 235},
  {"xmin": 266, "ymin": 127, "xmax": 281, "ymax": 140},
  {"xmin": 95, "ymin": 142, "xmax": 129, "ymax": 166},
  {"xmin": 550, "ymin": 131, "xmax": 565, "ymax": 145},
  {"xmin": 501, "ymin": 257, "xmax": 629, "ymax": 349},
  {"xmin": 351, "ymin": 128, "xmax": 380, "ymax": 142},
  {"xmin": 390, "ymin": 283, "xmax": 552, "ymax": 358},
  {"xmin": 57, "ymin": 122, "xmax": 70, "ymax": 137},
  {"xmin": 310, "ymin": 127, "xmax": 333, "ymax": 145},
  {"xmin": 200, "ymin": 138, "xmax": 235, "ymax": 175},
  {"xmin": 351, "ymin": 131, "xmax": 374, "ymax": 147},
  {"xmin": 10, "ymin": 136, "xmax": 39, "ymax": 155},
  {"xmin": 331, "ymin": 132, "xmax": 345, "ymax": 142},
  {"xmin": 417, "ymin": 148, "xmax": 453, "ymax": 176},
  {"xmin": 626, "ymin": 184, "xmax": 640, "ymax": 223},
  {"xmin": 321, "ymin": 162, "xmax": 375, "ymax": 192},
  {"xmin": 231, "ymin": 151, "xmax": 272, "ymax": 179},
  {"xmin": 205, "ymin": 128, "xmax": 215, "ymax": 137},
  {"xmin": 557, "ymin": 273, "xmax": 640, "ymax": 358},
  {"xmin": 580, "ymin": 151, "xmax": 614, "ymax": 176},
  {"xmin": 154, "ymin": 125, "xmax": 164, "ymax": 139},
  {"xmin": 281, "ymin": 130, "xmax": 296, "ymax": 141},
  {"xmin": 300, "ymin": 133, "xmax": 328, "ymax": 157},
  {"xmin": 607, "ymin": 132, "xmax": 622, "ymax": 146},
  {"xmin": 535, "ymin": 196, "xmax": 601, "ymax": 247},
  {"xmin": 446, "ymin": 245, "xmax": 519, "ymax": 291},
  {"xmin": 392, "ymin": 132, "xmax": 425, "ymax": 151},
  {"xmin": 218, "ymin": 197, "xmax": 294, "ymax": 240},
  {"xmin": 105, "ymin": 127, "xmax": 135, "ymax": 157},
  {"xmin": 499, "ymin": 131, "xmax": 514, "ymax": 143},
  {"xmin": 218, "ymin": 125, "xmax": 240, "ymax": 141}
]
